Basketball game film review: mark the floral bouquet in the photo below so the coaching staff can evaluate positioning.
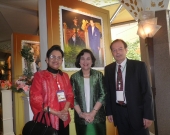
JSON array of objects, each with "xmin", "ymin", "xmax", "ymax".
[
  {"xmin": 0, "ymin": 80, "xmax": 12, "ymax": 90},
  {"xmin": 11, "ymin": 75, "xmax": 33, "ymax": 93}
]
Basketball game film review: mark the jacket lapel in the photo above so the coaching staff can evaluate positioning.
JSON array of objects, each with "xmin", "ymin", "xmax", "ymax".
[
  {"xmin": 79, "ymin": 71, "xmax": 87, "ymax": 111},
  {"xmin": 125, "ymin": 59, "xmax": 133, "ymax": 92},
  {"xmin": 90, "ymin": 72, "xmax": 93, "ymax": 111},
  {"xmin": 109, "ymin": 62, "xmax": 116, "ymax": 89}
]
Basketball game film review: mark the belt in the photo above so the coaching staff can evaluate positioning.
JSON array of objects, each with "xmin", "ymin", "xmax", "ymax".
[{"xmin": 116, "ymin": 103, "xmax": 127, "ymax": 107}]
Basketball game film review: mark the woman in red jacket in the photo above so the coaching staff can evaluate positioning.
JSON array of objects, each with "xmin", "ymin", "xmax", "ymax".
[{"xmin": 30, "ymin": 45, "xmax": 74, "ymax": 135}]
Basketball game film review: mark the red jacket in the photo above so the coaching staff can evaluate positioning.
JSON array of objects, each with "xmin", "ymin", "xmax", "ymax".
[{"xmin": 30, "ymin": 70, "xmax": 74, "ymax": 130}]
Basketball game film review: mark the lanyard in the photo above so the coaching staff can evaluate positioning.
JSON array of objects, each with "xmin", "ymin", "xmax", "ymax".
[
  {"xmin": 56, "ymin": 75, "xmax": 61, "ymax": 90},
  {"xmin": 57, "ymin": 81, "xmax": 61, "ymax": 90}
]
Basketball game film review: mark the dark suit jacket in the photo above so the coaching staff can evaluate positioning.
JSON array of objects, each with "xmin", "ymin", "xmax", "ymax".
[
  {"xmin": 88, "ymin": 26, "xmax": 101, "ymax": 50},
  {"xmin": 68, "ymin": 35, "xmax": 85, "ymax": 47},
  {"xmin": 104, "ymin": 59, "xmax": 154, "ymax": 130}
]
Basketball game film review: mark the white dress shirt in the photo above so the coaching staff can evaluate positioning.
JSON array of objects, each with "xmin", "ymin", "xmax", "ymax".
[
  {"xmin": 116, "ymin": 58, "xmax": 127, "ymax": 104},
  {"xmin": 84, "ymin": 78, "xmax": 90, "ymax": 112}
]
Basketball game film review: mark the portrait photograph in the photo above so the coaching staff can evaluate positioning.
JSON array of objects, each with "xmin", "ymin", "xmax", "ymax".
[{"xmin": 59, "ymin": 6, "xmax": 106, "ymax": 71}]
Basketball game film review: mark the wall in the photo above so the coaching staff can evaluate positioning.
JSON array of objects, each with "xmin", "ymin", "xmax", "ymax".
[
  {"xmin": 140, "ymin": 10, "xmax": 170, "ymax": 135},
  {"xmin": 154, "ymin": 10, "xmax": 170, "ymax": 135},
  {"xmin": 39, "ymin": 0, "xmax": 118, "ymax": 135}
]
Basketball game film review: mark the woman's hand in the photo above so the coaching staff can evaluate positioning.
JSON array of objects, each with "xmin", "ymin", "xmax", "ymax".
[
  {"xmin": 43, "ymin": 107, "xmax": 48, "ymax": 112},
  {"xmin": 83, "ymin": 112, "xmax": 95, "ymax": 123},
  {"xmin": 57, "ymin": 109, "xmax": 68, "ymax": 121},
  {"xmin": 44, "ymin": 107, "xmax": 68, "ymax": 121}
]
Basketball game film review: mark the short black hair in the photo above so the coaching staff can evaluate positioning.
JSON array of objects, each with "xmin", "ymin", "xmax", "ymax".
[
  {"xmin": 75, "ymin": 49, "xmax": 96, "ymax": 68},
  {"xmin": 110, "ymin": 39, "xmax": 127, "ymax": 50},
  {"xmin": 46, "ymin": 45, "xmax": 64, "ymax": 58}
]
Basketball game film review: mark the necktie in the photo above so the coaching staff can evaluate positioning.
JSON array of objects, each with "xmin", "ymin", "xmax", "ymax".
[
  {"xmin": 117, "ymin": 65, "xmax": 124, "ymax": 104},
  {"xmin": 117, "ymin": 65, "xmax": 123, "ymax": 91}
]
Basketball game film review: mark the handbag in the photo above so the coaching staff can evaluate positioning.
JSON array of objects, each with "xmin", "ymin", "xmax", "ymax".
[{"xmin": 22, "ymin": 111, "xmax": 58, "ymax": 135}]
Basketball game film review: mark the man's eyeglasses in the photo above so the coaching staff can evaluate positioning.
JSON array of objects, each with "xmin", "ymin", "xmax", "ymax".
[{"xmin": 49, "ymin": 55, "xmax": 62, "ymax": 61}]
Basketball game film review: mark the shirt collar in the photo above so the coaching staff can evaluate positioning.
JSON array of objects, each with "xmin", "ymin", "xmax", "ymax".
[
  {"xmin": 116, "ymin": 58, "xmax": 127, "ymax": 68},
  {"xmin": 80, "ymin": 69, "xmax": 93, "ymax": 77}
]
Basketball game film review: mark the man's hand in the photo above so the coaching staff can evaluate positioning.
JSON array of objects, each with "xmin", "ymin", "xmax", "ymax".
[
  {"xmin": 143, "ymin": 118, "xmax": 153, "ymax": 128},
  {"xmin": 107, "ymin": 115, "xmax": 114, "ymax": 123}
]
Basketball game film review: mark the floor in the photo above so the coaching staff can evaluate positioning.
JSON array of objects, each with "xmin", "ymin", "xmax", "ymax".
[{"xmin": 0, "ymin": 103, "xmax": 155, "ymax": 135}]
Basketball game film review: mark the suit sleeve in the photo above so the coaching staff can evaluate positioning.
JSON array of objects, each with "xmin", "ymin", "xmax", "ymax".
[{"xmin": 104, "ymin": 66, "xmax": 113, "ymax": 116}]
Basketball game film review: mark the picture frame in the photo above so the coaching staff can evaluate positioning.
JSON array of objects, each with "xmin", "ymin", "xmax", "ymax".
[
  {"xmin": 59, "ymin": 6, "xmax": 106, "ymax": 71},
  {"xmin": 21, "ymin": 40, "xmax": 41, "ymax": 74}
]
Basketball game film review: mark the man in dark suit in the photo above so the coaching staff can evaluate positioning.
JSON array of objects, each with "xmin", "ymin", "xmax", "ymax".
[
  {"xmin": 88, "ymin": 19, "xmax": 101, "ymax": 64},
  {"xmin": 105, "ymin": 39, "xmax": 154, "ymax": 135},
  {"xmin": 68, "ymin": 32, "xmax": 85, "ymax": 47}
]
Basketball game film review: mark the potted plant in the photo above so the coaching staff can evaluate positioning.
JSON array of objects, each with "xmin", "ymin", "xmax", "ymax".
[{"xmin": 11, "ymin": 45, "xmax": 34, "ymax": 96}]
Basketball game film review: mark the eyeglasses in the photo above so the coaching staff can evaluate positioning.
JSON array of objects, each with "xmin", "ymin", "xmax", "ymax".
[{"xmin": 49, "ymin": 55, "xmax": 62, "ymax": 61}]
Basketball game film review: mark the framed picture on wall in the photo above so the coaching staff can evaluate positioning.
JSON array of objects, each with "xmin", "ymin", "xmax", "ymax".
[
  {"xmin": 21, "ymin": 40, "xmax": 41, "ymax": 74},
  {"xmin": 59, "ymin": 6, "xmax": 106, "ymax": 71}
]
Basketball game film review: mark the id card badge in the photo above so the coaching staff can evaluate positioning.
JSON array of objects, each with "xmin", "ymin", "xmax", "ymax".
[
  {"xmin": 57, "ymin": 90, "xmax": 66, "ymax": 102},
  {"xmin": 116, "ymin": 91, "xmax": 124, "ymax": 101}
]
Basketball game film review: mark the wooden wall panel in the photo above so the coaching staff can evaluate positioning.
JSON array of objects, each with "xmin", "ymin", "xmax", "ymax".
[{"xmin": 11, "ymin": 33, "xmax": 39, "ymax": 135}]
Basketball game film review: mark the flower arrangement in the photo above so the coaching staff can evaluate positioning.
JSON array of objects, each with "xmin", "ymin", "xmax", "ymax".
[
  {"xmin": 0, "ymin": 80, "xmax": 12, "ymax": 90},
  {"xmin": 11, "ymin": 45, "xmax": 34, "ymax": 93},
  {"xmin": 11, "ymin": 75, "xmax": 33, "ymax": 93}
]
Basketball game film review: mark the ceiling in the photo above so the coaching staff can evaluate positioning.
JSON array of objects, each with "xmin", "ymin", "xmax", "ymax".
[{"xmin": 0, "ymin": 0, "xmax": 134, "ymax": 59}]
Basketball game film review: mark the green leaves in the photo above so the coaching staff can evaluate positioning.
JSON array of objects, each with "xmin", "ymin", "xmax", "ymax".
[
  {"xmin": 64, "ymin": 45, "xmax": 85, "ymax": 68},
  {"xmin": 21, "ymin": 45, "xmax": 34, "ymax": 62},
  {"xmin": 11, "ymin": 85, "xmax": 23, "ymax": 93},
  {"xmin": 11, "ymin": 45, "xmax": 34, "ymax": 93},
  {"xmin": 21, "ymin": 45, "xmax": 34, "ymax": 79},
  {"xmin": 126, "ymin": 39, "xmax": 141, "ymax": 61}
]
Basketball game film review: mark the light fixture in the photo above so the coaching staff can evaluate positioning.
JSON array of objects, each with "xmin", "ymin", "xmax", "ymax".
[
  {"xmin": 137, "ymin": 18, "xmax": 161, "ymax": 39},
  {"xmin": 137, "ymin": 11, "xmax": 161, "ymax": 39},
  {"xmin": 137, "ymin": 11, "xmax": 161, "ymax": 135},
  {"xmin": 1, "ymin": 69, "xmax": 4, "ymax": 75},
  {"xmin": 0, "ymin": 60, "xmax": 5, "ymax": 66}
]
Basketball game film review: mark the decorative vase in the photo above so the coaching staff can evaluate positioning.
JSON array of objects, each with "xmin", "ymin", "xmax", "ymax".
[{"xmin": 23, "ymin": 91, "xmax": 29, "ymax": 97}]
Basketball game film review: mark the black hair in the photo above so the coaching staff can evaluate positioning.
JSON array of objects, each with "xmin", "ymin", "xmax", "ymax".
[
  {"xmin": 110, "ymin": 39, "xmax": 127, "ymax": 50},
  {"xmin": 46, "ymin": 45, "xmax": 64, "ymax": 58},
  {"xmin": 75, "ymin": 49, "xmax": 96, "ymax": 68}
]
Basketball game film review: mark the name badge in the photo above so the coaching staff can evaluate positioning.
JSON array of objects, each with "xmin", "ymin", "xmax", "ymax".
[
  {"xmin": 57, "ymin": 90, "xmax": 66, "ymax": 102},
  {"xmin": 116, "ymin": 91, "xmax": 124, "ymax": 101}
]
